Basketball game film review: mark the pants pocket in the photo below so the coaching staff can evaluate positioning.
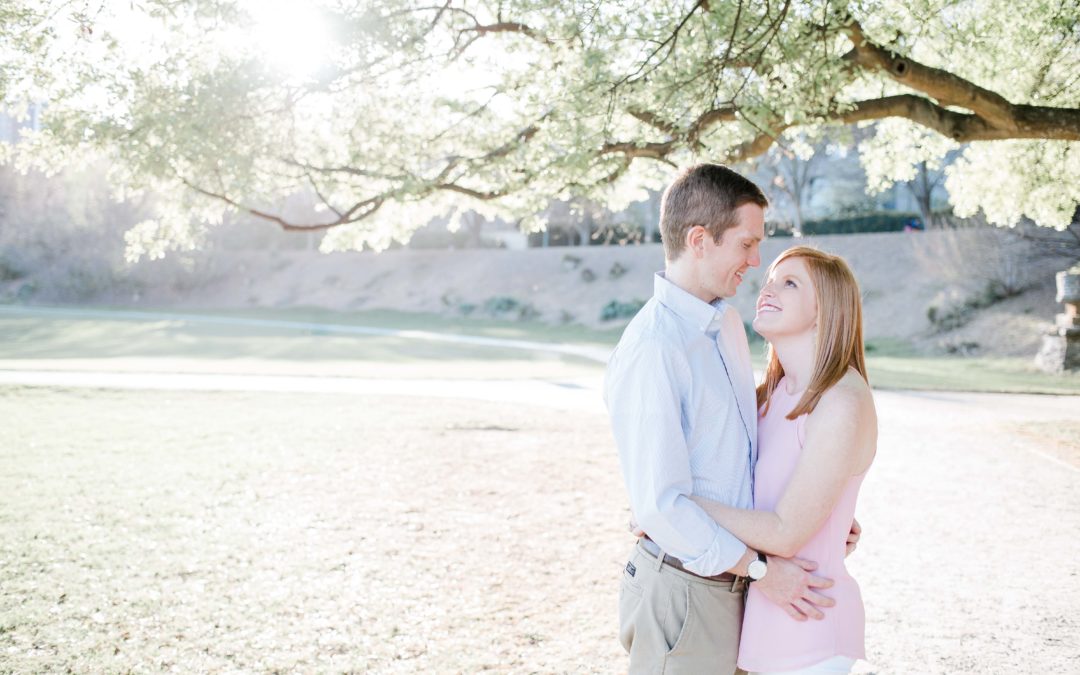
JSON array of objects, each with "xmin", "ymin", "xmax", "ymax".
[
  {"xmin": 662, "ymin": 579, "xmax": 691, "ymax": 655},
  {"xmin": 618, "ymin": 573, "xmax": 644, "ymax": 653}
]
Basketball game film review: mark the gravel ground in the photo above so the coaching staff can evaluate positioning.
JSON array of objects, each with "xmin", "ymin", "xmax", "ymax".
[{"xmin": 1, "ymin": 384, "xmax": 1077, "ymax": 673}]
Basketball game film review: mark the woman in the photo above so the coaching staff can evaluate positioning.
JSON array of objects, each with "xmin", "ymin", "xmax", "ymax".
[{"xmin": 693, "ymin": 245, "xmax": 877, "ymax": 674}]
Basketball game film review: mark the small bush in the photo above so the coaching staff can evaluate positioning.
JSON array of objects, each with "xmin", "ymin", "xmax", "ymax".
[
  {"xmin": 609, "ymin": 262, "xmax": 627, "ymax": 279},
  {"xmin": 581, "ymin": 268, "xmax": 596, "ymax": 282},
  {"xmin": 0, "ymin": 255, "xmax": 25, "ymax": 281},
  {"xmin": 600, "ymin": 299, "xmax": 646, "ymax": 322},
  {"xmin": 518, "ymin": 303, "xmax": 541, "ymax": 321},
  {"xmin": 484, "ymin": 296, "xmax": 520, "ymax": 315},
  {"xmin": 942, "ymin": 340, "xmax": 980, "ymax": 356},
  {"xmin": 926, "ymin": 281, "xmax": 1021, "ymax": 332},
  {"xmin": 561, "ymin": 254, "xmax": 582, "ymax": 271},
  {"xmin": 15, "ymin": 281, "xmax": 37, "ymax": 301},
  {"xmin": 801, "ymin": 213, "xmax": 918, "ymax": 236}
]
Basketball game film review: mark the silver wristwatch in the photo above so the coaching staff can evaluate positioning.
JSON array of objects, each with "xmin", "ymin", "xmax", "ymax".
[{"xmin": 747, "ymin": 551, "xmax": 768, "ymax": 581}]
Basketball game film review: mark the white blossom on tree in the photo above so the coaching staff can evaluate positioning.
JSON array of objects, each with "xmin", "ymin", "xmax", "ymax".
[{"xmin": 1, "ymin": 0, "xmax": 1077, "ymax": 259}]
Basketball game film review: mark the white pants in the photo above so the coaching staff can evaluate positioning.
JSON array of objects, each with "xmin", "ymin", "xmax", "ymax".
[{"xmin": 754, "ymin": 655, "xmax": 856, "ymax": 675}]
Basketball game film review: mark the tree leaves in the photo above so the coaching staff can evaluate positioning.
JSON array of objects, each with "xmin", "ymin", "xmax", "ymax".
[{"xmin": 2, "ymin": 0, "xmax": 1078, "ymax": 259}]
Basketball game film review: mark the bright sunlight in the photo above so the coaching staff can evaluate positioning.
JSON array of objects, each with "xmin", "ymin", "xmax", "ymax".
[{"xmin": 248, "ymin": 0, "xmax": 332, "ymax": 80}]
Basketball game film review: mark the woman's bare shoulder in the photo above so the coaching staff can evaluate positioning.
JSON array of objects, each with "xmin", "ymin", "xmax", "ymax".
[{"xmin": 818, "ymin": 370, "xmax": 872, "ymax": 412}]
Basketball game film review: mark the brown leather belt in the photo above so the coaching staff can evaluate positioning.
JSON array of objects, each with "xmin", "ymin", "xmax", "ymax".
[
  {"xmin": 643, "ymin": 537, "xmax": 740, "ymax": 582},
  {"xmin": 661, "ymin": 553, "xmax": 739, "ymax": 583}
]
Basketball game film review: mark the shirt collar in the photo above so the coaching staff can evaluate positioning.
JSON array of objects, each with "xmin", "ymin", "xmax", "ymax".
[{"xmin": 654, "ymin": 272, "xmax": 728, "ymax": 336}]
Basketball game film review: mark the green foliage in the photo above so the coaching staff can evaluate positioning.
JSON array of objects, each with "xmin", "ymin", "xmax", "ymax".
[
  {"xmin": 926, "ymin": 280, "xmax": 1021, "ymax": 332},
  {"xmin": 0, "ymin": 254, "xmax": 25, "ymax": 281},
  {"xmin": 600, "ymin": 299, "xmax": 645, "ymax": 322},
  {"xmin": 2, "ymin": 0, "xmax": 1078, "ymax": 260},
  {"xmin": 802, "ymin": 213, "xmax": 919, "ymax": 236},
  {"xmin": 483, "ymin": 296, "xmax": 521, "ymax": 316},
  {"xmin": 481, "ymin": 295, "xmax": 539, "ymax": 320}
]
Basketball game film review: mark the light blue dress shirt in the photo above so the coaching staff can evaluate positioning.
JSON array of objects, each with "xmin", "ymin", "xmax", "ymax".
[{"xmin": 605, "ymin": 272, "xmax": 758, "ymax": 576}]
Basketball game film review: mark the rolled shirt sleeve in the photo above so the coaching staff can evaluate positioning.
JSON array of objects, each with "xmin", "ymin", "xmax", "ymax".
[{"xmin": 606, "ymin": 333, "xmax": 748, "ymax": 577}]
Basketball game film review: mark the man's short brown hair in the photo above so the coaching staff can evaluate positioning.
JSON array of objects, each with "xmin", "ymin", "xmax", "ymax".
[{"xmin": 659, "ymin": 163, "xmax": 768, "ymax": 260}]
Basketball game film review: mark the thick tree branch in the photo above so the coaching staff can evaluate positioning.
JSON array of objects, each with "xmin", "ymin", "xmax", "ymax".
[
  {"xmin": 841, "ymin": 19, "xmax": 1080, "ymax": 140},
  {"xmin": 628, "ymin": 109, "xmax": 680, "ymax": 137},
  {"xmin": 687, "ymin": 106, "xmax": 739, "ymax": 144}
]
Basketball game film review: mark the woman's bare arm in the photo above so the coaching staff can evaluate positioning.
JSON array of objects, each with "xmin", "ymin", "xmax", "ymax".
[{"xmin": 691, "ymin": 379, "xmax": 875, "ymax": 557}]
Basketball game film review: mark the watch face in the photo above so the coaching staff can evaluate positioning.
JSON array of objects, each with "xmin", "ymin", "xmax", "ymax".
[{"xmin": 748, "ymin": 559, "xmax": 767, "ymax": 580}]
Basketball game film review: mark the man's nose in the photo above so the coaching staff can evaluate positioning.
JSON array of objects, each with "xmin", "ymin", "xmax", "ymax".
[{"xmin": 749, "ymin": 249, "xmax": 761, "ymax": 267}]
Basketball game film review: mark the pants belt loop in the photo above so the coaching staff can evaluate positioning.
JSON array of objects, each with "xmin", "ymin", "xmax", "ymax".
[{"xmin": 654, "ymin": 549, "xmax": 666, "ymax": 572}]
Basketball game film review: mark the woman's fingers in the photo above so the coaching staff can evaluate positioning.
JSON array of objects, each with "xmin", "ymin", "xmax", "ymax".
[
  {"xmin": 803, "ymin": 589, "xmax": 836, "ymax": 608},
  {"xmin": 792, "ymin": 599, "xmax": 824, "ymax": 621}
]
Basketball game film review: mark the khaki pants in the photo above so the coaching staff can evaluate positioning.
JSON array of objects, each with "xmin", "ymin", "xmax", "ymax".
[{"xmin": 619, "ymin": 541, "xmax": 747, "ymax": 674}]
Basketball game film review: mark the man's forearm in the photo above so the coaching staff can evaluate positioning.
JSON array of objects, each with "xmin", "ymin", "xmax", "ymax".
[{"xmin": 726, "ymin": 545, "xmax": 756, "ymax": 577}]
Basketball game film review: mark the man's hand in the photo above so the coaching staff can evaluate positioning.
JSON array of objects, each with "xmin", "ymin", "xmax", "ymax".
[
  {"xmin": 754, "ymin": 556, "xmax": 835, "ymax": 621},
  {"xmin": 846, "ymin": 518, "xmax": 861, "ymax": 557}
]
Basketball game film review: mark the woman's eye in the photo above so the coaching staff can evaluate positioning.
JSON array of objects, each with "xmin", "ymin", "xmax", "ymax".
[{"xmin": 785, "ymin": 280, "xmax": 796, "ymax": 287}]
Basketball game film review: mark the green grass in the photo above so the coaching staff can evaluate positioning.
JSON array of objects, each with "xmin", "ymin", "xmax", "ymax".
[
  {"xmin": 2, "ymin": 305, "xmax": 1079, "ymax": 394},
  {"xmin": 751, "ymin": 337, "xmax": 1080, "ymax": 395},
  {"xmin": 0, "ymin": 306, "xmax": 613, "ymax": 379},
  {"xmin": 43, "ymin": 304, "xmax": 627, "ymax": 346}
]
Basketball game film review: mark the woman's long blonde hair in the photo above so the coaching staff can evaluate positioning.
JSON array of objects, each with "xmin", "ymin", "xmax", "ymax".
[{"xmin": 757, "ymin": 246, "xmax": 868, "ymax": 420}]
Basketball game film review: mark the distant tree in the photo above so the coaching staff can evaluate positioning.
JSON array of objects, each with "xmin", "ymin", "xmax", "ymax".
[
  {"xmin": 905, "ymin": 160, "xmax": 944, "ymax": 229},
  {"xmin": 1, "ymin": 0, "xmax": 1077, "ymax": 261},
  {"xmin": 752, "ymin": 135, "xmax": 828, "ymax": 236}
]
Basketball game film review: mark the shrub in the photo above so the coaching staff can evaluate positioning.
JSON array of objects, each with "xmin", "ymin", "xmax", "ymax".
[
  {"xmin": 600, "ymin": 299, "xmax": 646, "ymax": 322},
  {"xmin": 0, "ymin": 254, "xmax": 25, "ymax": 281},
  {"xmin": 926, "ymin": 280, "xmax": 1020, "ymax": 332},
  {"xmin": 484, "ymin": 296, "xmax": 520, "ymax": 315},
  {"xmin": 801, "ymin": 213, "xmax": 918, "ymax": 236}
]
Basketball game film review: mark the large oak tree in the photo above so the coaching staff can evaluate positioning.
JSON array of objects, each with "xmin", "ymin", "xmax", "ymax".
[{"xmin": 2, "ymin": 0, "xmax": 1078, "ymax": 259}]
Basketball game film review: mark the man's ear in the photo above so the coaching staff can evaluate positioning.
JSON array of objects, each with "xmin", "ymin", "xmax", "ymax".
[{"xmin": 685, "ymin": 225, "xmax": 706, "ymax": 258}]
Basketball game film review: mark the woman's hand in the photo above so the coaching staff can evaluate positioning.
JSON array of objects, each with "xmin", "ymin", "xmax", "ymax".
[{"xmin": 846, "ymin": 518, "xmax": 862, "ymax": 556}]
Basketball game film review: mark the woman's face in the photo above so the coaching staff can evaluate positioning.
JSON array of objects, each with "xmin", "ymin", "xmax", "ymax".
[{"xmin": 752, "ymin": 256, "xmax": 818, "ymax": 340}]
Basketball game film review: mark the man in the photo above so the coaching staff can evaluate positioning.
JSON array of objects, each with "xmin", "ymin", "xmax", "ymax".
[{"xmin": 605, "ymin": 164, "xmax": 850, "ymax": 673}]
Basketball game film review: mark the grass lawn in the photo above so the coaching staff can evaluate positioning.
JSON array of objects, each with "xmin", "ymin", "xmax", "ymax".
[
  {"xmin": 748, "ymin": 337, "xmax": 1080, "ymax": 395},
  {"xmin": 0, "ymin": 306, "xmax": 608, "ymax": 380},
  {"xmin": 2, "ymin": 305, "xmax": 1078, "ymax": 394}
]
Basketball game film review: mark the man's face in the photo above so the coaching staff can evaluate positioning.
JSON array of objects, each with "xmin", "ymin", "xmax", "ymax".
[{"xmin": 700, "ymin": 203, "xmax": 765, "ymax": 299}]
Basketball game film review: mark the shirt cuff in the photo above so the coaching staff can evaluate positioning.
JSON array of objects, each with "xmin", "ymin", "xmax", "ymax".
[{"xmin": 680, "ymin": 528, "xmax": 746, "ymax": 577}]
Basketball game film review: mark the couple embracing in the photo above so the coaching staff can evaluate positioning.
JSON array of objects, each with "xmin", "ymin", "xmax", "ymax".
[{"xmin": 605, "ymin": 164, "xmax": 877, "ymax": 675}]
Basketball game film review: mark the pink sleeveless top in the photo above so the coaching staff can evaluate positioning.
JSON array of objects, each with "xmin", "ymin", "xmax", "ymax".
[{"xmin": 738, "ymin": 379, "xmax": 868, "ymax": 672}]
